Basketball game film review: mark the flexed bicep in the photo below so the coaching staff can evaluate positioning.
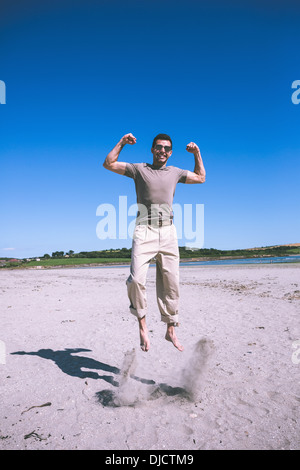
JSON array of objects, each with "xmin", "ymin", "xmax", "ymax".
[{"xmin": 103, "ymin": 160, "xmax": 127, "ymax": 175}]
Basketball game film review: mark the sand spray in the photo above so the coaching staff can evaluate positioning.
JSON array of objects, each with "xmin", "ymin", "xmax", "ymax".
[
  {"xmin": 179, "ymin": 337, "xmax": 215, "ymax": 400},
  {"xmin": 99, "ymin": 337, "xmax": 215, "ymax": 407}
]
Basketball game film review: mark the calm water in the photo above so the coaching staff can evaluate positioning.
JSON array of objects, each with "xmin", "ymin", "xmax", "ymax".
[{"xmin": 179, "ymin": 255, "xmax": 300, "ymax": 267}]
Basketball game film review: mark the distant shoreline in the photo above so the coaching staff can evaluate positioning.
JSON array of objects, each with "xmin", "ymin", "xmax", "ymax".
[
  {"xmin": 1, "ymin": 243, "xmax": 299, "ymax": 270},
  {"xmin": 2, "ymin": 254, "xmax": 300, "ymax": 270}
]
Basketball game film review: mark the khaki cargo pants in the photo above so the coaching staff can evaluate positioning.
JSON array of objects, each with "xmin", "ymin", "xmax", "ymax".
[{"xmin": 126, "ymin": 223, "xmax": 180, "ymax": 325}]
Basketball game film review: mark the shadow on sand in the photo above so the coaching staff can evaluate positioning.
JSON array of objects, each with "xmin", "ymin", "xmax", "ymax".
[
  {"xmin": 11, "ymin": 348, "xmax": 189, "ymax": 405},
  {"xmin": 11, "ymin": 348, "xmax": 122, "ymax": 385}
]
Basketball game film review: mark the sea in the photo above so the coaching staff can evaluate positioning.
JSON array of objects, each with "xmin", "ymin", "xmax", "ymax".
[{"xmin": 179, "ymin": 255, "xmax": 300, "ymax": 267}]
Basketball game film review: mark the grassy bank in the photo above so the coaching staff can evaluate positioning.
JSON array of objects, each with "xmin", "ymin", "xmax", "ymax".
[{"xmin": 24, "ymin": 257, "xmax": 131, "ymax": 267}]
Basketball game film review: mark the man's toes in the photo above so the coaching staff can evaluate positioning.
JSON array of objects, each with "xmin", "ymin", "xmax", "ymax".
[
  {"xmin": 140, "ymin": 342, "xmax": 149, "ymax": 352},
  {"xmin": 165, "ymin": 332, "xmax": 184, "ymax": 351}
]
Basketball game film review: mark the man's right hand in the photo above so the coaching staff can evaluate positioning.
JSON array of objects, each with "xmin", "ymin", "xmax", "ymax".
[{"xmin": 121, "ymin": 133, "xmax": 137, "ymax": 145}]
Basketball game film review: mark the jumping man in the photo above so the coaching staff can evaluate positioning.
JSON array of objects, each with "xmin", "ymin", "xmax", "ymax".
[{"xmin": 103, "ymin": 133, "xmax": 206, "ymax": 352}]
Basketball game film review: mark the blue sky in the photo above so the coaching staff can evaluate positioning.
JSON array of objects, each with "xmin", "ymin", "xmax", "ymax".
[{"xmin": 1, "ymin": 0, "xmax": 299, "ymax": 258}]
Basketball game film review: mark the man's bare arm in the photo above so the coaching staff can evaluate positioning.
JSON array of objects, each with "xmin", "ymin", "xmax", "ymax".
[
  {"xmin": 103, "ymin": 133, "xmax": 136, "ymax": 175},
  {"xmin": 185, "ymin": 142, "xmax": 206, "ymax": 184}
]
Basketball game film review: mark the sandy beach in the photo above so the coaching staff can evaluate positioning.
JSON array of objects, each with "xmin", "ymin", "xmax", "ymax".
[{"xmin": 0, "ymin": 263, "xmax": 299, "ymax": 450}]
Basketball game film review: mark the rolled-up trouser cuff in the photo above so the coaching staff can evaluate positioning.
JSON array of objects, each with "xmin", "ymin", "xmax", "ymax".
[
  {"xmin": 160, "ymin": 313, "xmax": 179, "ymax": 325},
  {"xmin": 129, "ymin": 306, "xmax": 147, "ymax": 320}
]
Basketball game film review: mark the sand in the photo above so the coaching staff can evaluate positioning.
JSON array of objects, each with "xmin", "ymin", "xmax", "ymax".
[{"xmin": 0, "ymin": 263, "xmax": 299, "ymax": 450}]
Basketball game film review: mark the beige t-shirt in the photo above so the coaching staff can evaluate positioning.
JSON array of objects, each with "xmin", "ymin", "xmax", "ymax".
[{"xmin": 125, "ymin": 163, "xmax": 188, "ymax": 223}]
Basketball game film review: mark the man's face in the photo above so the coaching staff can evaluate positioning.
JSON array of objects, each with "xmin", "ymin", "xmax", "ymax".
[{"xmin": 151, "ymin": 139, "xmax": 173, "ymax": 167}]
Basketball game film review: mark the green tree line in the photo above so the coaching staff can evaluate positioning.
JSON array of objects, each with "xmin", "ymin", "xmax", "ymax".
[{"xmin": 37, "ymin": 245, "xmax": 300, "ymax": 260}]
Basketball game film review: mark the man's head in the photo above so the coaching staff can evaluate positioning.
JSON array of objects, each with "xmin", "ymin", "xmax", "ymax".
[{"xmin": 151, "ymin": 133, "xmax": 173, "ymax": 167}]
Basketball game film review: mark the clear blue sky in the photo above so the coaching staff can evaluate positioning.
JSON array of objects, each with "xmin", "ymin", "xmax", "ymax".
[{"xmin": 1, "ymin": 0, "xmax": 299, "ymax": 258}]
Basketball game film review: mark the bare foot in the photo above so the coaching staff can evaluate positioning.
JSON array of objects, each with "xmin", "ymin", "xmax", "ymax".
[
  {"xmin": 165, "ymin": 324, "xmax": 184, "ymax": 351},
  {"xmin": 138, "ymin": 317, "xmax": 150, "ymax": 352}
]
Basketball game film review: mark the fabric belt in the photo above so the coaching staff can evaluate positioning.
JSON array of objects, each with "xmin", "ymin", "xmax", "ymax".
[{"xmin": 137, "ymin": 210, "xmax": 173, "ymax": 227}]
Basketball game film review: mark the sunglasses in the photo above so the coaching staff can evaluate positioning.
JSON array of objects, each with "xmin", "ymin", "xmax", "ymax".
[{"xmin": 154, "ymin": 144, "xmax": 172, "ymax": 153}]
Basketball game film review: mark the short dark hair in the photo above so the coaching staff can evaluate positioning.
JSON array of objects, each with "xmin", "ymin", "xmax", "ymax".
[{"xmin": 152, "ymin": 133, "xmax": 172, "ymax": 149}]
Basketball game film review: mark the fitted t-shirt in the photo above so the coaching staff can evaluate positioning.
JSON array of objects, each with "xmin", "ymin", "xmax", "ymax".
[{"xmin": 124, "ymin": 162, "xmax": 188, "ymax": 224}]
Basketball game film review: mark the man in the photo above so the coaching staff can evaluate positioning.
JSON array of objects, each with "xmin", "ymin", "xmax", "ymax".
[{"xmin": 103, "ymin": 133, "xmax": 205, "ymax": 352}]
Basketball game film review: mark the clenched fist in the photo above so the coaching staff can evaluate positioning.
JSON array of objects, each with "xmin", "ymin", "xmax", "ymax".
[
  {"xmin": 121, "ymin": 133, "xmax": 137, "ymax": 145},
  {"xmin": 186, "ymin": 142, "xmax": 200, "ymax": 155}
]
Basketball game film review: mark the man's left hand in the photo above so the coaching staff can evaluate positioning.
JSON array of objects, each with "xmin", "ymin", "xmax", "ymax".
[{"xmin": 186, "ymin": 142, "xmax": 200, "ymax": 154}]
